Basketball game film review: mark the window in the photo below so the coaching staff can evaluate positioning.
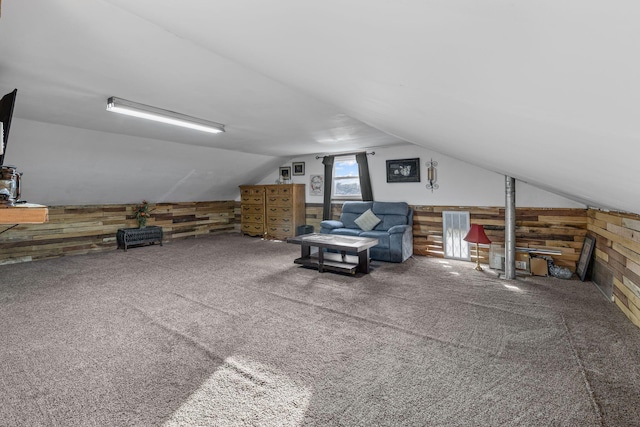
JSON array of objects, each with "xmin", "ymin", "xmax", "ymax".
[{"xmin": 332, "ymin": 155, "xmax": 361, "ymax": 200}]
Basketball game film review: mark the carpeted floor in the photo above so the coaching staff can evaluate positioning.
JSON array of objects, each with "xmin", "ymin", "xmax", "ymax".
[{"xmin": 1, "ymin": 233, "xmax": 639, "ymax": 426}]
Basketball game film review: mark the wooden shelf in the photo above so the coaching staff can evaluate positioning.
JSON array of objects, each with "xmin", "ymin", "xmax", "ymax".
[
  {"xmin": 294, "ymin": 252, "xmax": 359, "ymax": 275},
  {"xmin": 0, "ymin": 203, "xmax": 48, "ymax": 224}
]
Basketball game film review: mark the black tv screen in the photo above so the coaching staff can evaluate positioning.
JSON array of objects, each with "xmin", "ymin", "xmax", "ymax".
[{"xmin": 0, "ymin": 88, "xmax": 18, "ymax": 167}]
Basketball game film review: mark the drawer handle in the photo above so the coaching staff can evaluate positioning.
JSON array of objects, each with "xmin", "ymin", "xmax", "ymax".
[
  {"xmin": 283, "ymin": 209, "xmax": 290, "ymax": 212},
  {"xmin": 282, "ymin": 198, "xmax": 290, "ymax": 202},
  {"xmin": 270, "ymin": 208, "xmax": 277, "ymax": 212},
  {"xmin": 283, "ymin": 218, "xmax": 290, "ymax": 222}
]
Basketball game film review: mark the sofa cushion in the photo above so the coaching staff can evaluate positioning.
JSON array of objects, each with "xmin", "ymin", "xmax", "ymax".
[
  {"xmin": 320, "ymin": 220, "xmax": 344, "ymax": 231},
  {"xmin": 328, "ymin": 228, "xmax": 362, "ymax": 237},
  {"xmin": 372, "ymin": 201, "xmax": 409, "ymax": 216},
  {"xmin": 375, "ymin": 214, "xmax": 408, "ymax": 231},
  {"xmin": 340, "ymin": 202, "xmax": 374, "ymax": 229},
  {"xmin": 354, "ymin": 209, "xmax": 381, "ymax": 231},
  {"xmin": 371, "ymin": 201, "xmax": 410, "ymax": 231}
]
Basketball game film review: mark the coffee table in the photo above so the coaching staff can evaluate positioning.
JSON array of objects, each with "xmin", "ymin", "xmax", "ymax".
[{"xmin": 287, "ymin": 233, "xmax": 379, "ymax": 275}]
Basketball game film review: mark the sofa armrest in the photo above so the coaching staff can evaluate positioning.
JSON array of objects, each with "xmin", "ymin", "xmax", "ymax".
[
  {"xmin": 388, "ymin": 224, "xmax": 411, "ymax": 234},
  {"xmin": 320, "ymin": 220, "xmax": 344, "ymax": 230}
]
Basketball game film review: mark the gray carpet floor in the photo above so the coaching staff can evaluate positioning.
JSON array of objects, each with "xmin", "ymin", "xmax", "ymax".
[{"xmin": 1, "ymin": 233, "xmax": 639, "ymax": 426}]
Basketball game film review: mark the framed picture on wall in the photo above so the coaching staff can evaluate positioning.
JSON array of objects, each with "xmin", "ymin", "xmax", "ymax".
[
  {"xmin": 310, "ymin": 174, "xmax": 323, "ymax": 196},
  {"xmin": 279, "ymin": 166, "xmax": 291, "ymax": 181},
  {"xmin": 576, "ymin": 235, "xmax": 595, "ymax": 281},
  {"xmin": 292, "ymin": 161, "xmax": 305, "ymax": 176},
  {"xmin": 386, "ymin": 158, "xmax": 420, "ymax": 183}
]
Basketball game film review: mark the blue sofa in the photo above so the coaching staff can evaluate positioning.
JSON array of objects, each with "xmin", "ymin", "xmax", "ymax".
[{"xmin": 320, "ymin": 201, "xmax": 413, "ymax": 262}]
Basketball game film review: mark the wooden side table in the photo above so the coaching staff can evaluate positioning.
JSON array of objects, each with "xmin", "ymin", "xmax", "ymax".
[{"xmin": 116, "ymin": 226, "xmax": 163, "ymax": 251}]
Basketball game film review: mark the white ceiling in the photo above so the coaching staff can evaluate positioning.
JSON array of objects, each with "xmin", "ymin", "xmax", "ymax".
[{"xmin": 1, "ymin": 0, "xmax": 639, "ymax": 212}]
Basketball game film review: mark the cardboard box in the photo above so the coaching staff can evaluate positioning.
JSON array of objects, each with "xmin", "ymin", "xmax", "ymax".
[{"xmin": 531, "ymin": 257, "xmax": 549, "ymax": 276}]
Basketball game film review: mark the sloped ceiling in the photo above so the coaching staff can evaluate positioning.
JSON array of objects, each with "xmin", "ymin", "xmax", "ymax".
[{"xmin": 1, "ymin": 1, "xmax": 638, "ymax": 213}]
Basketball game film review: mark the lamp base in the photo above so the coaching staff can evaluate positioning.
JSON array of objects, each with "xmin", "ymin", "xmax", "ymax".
[{"xmin": 473, "ymin": 242, "xmax": 483, "ymax": 271}]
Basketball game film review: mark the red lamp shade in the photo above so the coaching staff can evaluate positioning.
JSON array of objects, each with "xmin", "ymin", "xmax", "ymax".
[{"xmin": 463, "ymin": 224, "xmax": 491, "ymax": 244}]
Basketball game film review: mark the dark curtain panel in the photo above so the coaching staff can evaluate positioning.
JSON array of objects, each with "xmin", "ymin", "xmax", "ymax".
[
  {"xmin": 322, "ymin": 155, "xmax": 335, "ymax": 220},
  {"xmin": 356, "ymin": 152, "xmax": 373, "ymax": 201}
]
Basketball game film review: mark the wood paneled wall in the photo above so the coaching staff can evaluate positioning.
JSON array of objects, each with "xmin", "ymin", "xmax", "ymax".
[
  {"xmin": 305, "ymin": 203, "xmax": 324, "ymax": 234},
  {"xmin": 0, "ymin": 201, "xmax": 236, "ymax": 264},
  {"xmin": 321, "ymin": 203, "xmax": 587, "ymax": 271},
  {"xmin": 412, "ymin": 206, "xmax": 587, "ymax": 270},
  {"xmin": 587, "ymin": 209, "xmax": 640, "ymax": 328}
]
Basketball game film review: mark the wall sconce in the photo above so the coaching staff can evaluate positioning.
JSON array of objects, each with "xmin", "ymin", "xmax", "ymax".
[{"xmin": 426, "ymin": 158, "xmax": 438, "ymax": 191}]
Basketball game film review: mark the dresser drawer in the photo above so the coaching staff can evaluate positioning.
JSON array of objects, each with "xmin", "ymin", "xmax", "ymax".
[
  {"xmin": 266, "ymin": 215, "xmax": 293, "ymax": 226},
  {"xmin": 266, "ymin": 185, "xmax": 293, "ymax": 196},
  {"xmin": 241, "ymin": 223, "xmax": 264, "ymax": 236},
  {"xmin": 242, "ymin": 214, "xmax": 264, "ymax": 223},
  {"xmin": 266, "ymin": 195, "xmax": 293, "ymax": 206},
  {"xmin": 241, "ymin": 194, "xmax": 264, "ymax": 205},
  {"xmin": 266, "ymin": 224, "xmax": 294, "ymax": 239},
  {"xmin": 241, "ymin": 187, "xmax": 264, "ymax": 196},
  {"xmin": 242, "ymin": 205, "xmax": 264, "ymax": 214},
  {"xmin": 265, "ymin": 206, "xmax": 292, "ymax": 216}
]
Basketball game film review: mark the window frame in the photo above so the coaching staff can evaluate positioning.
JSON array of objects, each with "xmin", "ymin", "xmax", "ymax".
[{"xmin": 331, "ymin": 155, "xmax": 362, "ymax": 201}]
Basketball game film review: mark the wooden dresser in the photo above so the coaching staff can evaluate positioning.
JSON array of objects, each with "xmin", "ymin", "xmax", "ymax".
[
  {"xmin": 239, "ymin": 185, "xmax": 266, "ymax": 237},
  {"xmin": 239, "ymin": 184, "xmax": 305, "ymax": 240}
]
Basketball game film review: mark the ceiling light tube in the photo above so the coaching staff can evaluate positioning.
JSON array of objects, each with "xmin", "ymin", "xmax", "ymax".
[{"xmin": 106, "ymin": 97, "xmax": 225, "ymax": 134}]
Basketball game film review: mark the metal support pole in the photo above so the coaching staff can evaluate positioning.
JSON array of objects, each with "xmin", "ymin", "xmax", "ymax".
[{"xmin": 505, "ymin": 176, "xmax": 516, "ymax": 279}]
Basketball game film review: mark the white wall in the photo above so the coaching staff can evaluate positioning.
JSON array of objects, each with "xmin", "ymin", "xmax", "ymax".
[
  {"xmin": 7, "ymin": 118, "xmax": 283, "ymax": 205},
  {"xmin": 8, "ymin": 116, "xmax": 586, "ymax": 208},
  {"xmin": 262, "ymin": 144, "xmax": 586, "ymax": 208}
]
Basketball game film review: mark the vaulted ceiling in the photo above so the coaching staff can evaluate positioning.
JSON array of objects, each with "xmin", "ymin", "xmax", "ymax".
[{"xmin": 1, "ymin": 1, "xmax": 638, "ymax": 213}]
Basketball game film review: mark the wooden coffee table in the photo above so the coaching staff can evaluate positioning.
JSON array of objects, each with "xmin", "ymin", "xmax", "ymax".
[{"xmin": 287, "ymin": 233, "xmax": 379, "ymax": 275}]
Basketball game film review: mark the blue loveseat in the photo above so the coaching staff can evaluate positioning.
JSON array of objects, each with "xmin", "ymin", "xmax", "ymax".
[{"xmin": 320, "ymin": 201, "xmax": 413, "ymax": 263}]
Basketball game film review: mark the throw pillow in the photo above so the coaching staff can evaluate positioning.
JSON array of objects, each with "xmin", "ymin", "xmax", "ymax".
[{"xmin": 354, "ymin": 209, "xmax": 381, "ymax": 231}]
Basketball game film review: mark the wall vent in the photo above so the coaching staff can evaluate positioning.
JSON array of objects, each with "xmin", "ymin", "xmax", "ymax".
[{"xmin": 442, "ymin": 211, "xmax": 470, "ymax": 261}]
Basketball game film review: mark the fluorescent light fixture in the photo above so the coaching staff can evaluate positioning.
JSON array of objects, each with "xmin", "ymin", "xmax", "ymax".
[{"xmin": 106, "ymin": 97, "xmax": 225, "ymax": 134}]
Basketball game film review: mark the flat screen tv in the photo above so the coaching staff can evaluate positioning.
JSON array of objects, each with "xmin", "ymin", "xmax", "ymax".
[{"xmin": 0, "ymin": 89, "xmax": 18, "ymax": 167}]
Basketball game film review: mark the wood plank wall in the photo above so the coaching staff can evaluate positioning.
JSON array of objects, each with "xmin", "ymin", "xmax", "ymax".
[
  {"xmin": 412, "ymin": 206, "xmax": 587, "ymax": 271},
  {"xmin": 305, "ymin": 203, "xmax": 324, "ymax": 234},
  {"xmin": 0, "ymin": 201, "xmax": 588, "ymax": 271},
  {"xmin": 587, "ymin": 209, "xmax": 640, "ymax": 328},
  {"xmin": 0, "ymin": 201, "xmax": 236, "ymax": 264},
  {"xmin": 320, "ymin": 203, "xmax": 587, "ymax": 271}
]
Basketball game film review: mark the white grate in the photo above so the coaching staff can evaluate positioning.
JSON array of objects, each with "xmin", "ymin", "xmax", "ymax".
[{"xmin": 443, "ymin": 211, "xmax": 470, "ymax": 260}]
